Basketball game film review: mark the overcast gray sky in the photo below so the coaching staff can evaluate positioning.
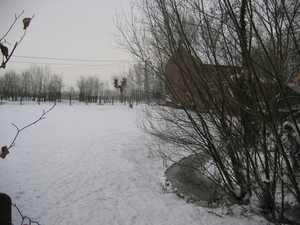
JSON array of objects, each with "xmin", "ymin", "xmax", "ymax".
[{"xmin": 0, "ymin": 0, "xmax": 134, "ymax": 88}]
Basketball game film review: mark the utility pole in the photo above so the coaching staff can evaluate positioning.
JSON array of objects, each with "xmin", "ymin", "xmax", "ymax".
[{"xmin": 145, "ymin": 60, "xmax": 149, "ymax": 104}]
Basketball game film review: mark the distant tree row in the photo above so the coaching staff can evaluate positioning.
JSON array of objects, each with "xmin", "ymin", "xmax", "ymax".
[
  {"xmin": 76, "ymin": 75, "xmax": 107, "ymax": 102},
  {"xmin": 121, "ymin": 62, "xmax": 165, "ymax": 105},
  {"xmin": 0, "ymin": 64, "xmax": 63, "ymax": 103}
]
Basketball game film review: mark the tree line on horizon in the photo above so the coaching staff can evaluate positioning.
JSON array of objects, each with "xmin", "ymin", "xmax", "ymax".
[
  {"xmin": 0, "ymin": 65, "xmax": 63, "ymax": 103},
  {"xmin": 0, "ymin": 62, "xmax": 164, "ymax": 104}
]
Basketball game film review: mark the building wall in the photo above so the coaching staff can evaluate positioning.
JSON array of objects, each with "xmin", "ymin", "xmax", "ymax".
[{"xmin": 165, "ymin": 46, "xmax": 240, "ymax": 112}]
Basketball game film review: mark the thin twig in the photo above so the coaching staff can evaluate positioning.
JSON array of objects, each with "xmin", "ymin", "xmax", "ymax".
[
  {"xmin": 0, "ymin": 11, "xmax": 24, "ymax": 42},
  {"xmin": 1, "ymin": 14, "xmax": 34, "ymax": 69},
  {"xmin": 8, "ymin": 102, "xmax": 56, "ymax": 150},
  {"xmin": 12, "ymin": 203, "xmax": 41, "ymax": 225},
  {"xmin": 207, "ymin": 210, "xmax": 224, "ymax": 218}
]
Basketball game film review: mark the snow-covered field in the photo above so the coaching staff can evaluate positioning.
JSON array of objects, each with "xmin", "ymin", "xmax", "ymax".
[{"xmin": 0, "ymin": 101, "xmax": 268, "ymax": 225}]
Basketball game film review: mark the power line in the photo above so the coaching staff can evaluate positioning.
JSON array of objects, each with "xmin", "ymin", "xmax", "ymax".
[
  {"xmin": 9, "ymin": 60, "xmax": 124, "ymax": 73},
  {"xmin": 10, "ymin": 60, "xmax": 124, "ymax": 67},
  {"xmin": 13, "ymin": 55, "xmax": 136, "ymax": 63}
]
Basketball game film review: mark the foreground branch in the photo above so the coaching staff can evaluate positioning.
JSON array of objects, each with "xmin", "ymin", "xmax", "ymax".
[
  {"xmin": 8, "ymin": 102, "xmax": 56, "ymax": 150},
  {"xmin": 0, "ymin": 11, "xmax": 24, "ymax": 42},
  {"xmin": 12, "ymin": 203, "xmax": 41, "ymax": 225},
  {"xmin": 0, "ymin": 12, "xmax": 34, "ymax": 69}
]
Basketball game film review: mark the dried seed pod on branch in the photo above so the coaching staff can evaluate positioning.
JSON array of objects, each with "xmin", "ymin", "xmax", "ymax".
[
  {"xmin": 22, "ymin": 17, "xmax": 32, "ymax": 29},
  {"xmin": 0, "ymin": 11, "xmax": 34, "ymax": 69}
]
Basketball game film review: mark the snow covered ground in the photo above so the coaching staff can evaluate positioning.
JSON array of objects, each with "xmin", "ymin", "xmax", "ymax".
[{"xmin": 0, "ymin": 101, "xmax": 269, "ymax": 225}]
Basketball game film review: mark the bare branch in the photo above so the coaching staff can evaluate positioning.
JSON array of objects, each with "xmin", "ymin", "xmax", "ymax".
[
  {"xmin": 0, "ymin": 11, "xmax": 25, "ymax": 42},
  {"xmin": 8, "ymin": 102, "xmax": 56, "ymax": 150},
  {"xmin": 12, "ymin": 203, "xmax": 41, "ymax": 225},
  {"xmin": 0, "ymin": 13, "xmax": 34, "ymax": 69}
]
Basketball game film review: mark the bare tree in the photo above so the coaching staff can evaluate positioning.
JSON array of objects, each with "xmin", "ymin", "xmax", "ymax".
[
  {"xmin": 113, "ymin": 77, "xmax": 127, "ymax": 103},
  {"xmin": 90, "ymin": 76, "xmax": 101, "ymax": 102},
  {"xmin": 77, "ymin": 76, "xmax": 87, "ymax": 102},
  {"xmin": 47, "ymin": 74, "xmax": 63, "ymax": 102},
  {"xmin": 0, "ymin": 70, "xmax": 19, "ymax": 101},
  {"xmin": 76, "ymin": 75, "xmax": 102, "ymax": 103},
  {"xmin": 125, "ymin": 62, "xmax": 165, "ymax": 104},
  {"xmin": 20, "ymin": 69, "xmax": 32, "ymax": 101},
  {"xmin": 116, "ymin": 0, "xmax": 300, "ymax": 223}
]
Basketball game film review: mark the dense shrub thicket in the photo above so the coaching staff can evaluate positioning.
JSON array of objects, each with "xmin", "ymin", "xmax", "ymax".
[{"xmin": 116, "ymin": 0, "xmax": 300, "ymax": 223}]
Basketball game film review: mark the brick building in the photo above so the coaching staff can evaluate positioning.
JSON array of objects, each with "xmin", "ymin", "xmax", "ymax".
[{"xmin": 165, "ymin": 45, "xmax": 241, "ymax": 112}]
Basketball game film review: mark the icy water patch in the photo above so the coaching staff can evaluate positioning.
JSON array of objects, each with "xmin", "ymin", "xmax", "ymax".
[{"xmin": 165, "ymin": 154, "xmax": 238, "ymax": 208}]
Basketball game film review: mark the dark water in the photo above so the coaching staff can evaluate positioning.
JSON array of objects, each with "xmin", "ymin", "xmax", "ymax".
[{"xmin": 165, "ymin": 154, "xmax": 238, "ymax": 207}]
